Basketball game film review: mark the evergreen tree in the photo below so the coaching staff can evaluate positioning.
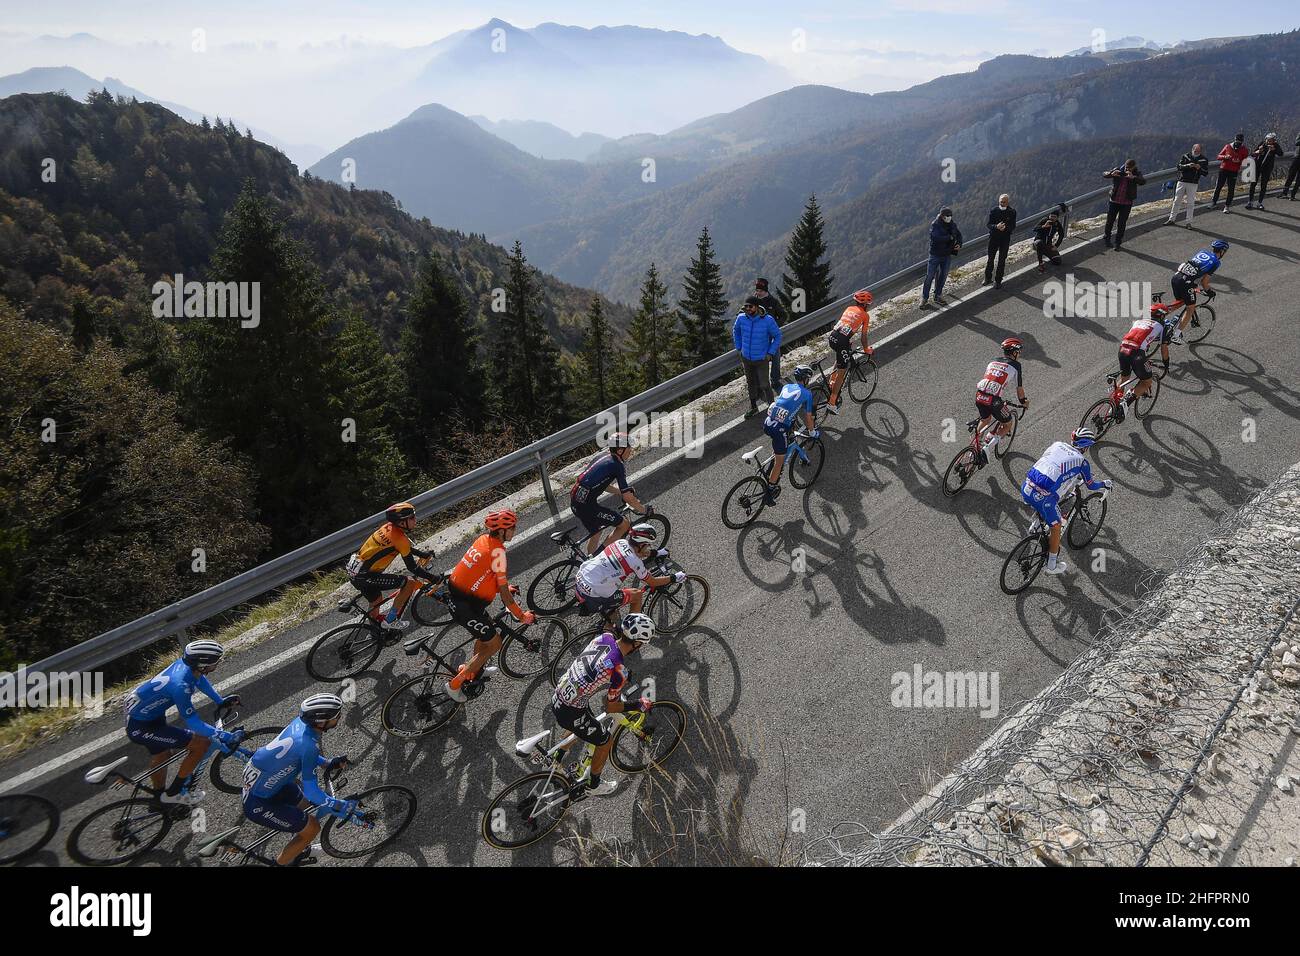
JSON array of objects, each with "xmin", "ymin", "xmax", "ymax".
[
  {"xmin": 676, "ymin": 227, "xmax": 728, "ymax": 368},
  {"xmin": 490, "ymin": 241, "xmax": 569, "ymax": 437},
  {"xmin": 578, "ymin": 296, "xmax": 616, "ymax": 412},
  {"xmin": 335, "ymin": 312, "xmax": 411, "ymax": 497},
  {"xmin": 618, "ymin": 262, "xmax": 675, "ymax": 395},
  {"xmin": 779, "ymin": 194, "xmax": 835, "ymax": 318}
]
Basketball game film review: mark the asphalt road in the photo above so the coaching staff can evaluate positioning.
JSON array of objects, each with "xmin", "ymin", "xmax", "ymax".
[{"xmin": 5, "ymin": 200, "xmax": 1300, "ymax": 867}]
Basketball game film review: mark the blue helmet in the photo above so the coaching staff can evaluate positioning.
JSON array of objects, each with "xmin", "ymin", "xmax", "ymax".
[{"xmin": 1210, "ymin": 239, "xmax": 1229, "ymax": 253}]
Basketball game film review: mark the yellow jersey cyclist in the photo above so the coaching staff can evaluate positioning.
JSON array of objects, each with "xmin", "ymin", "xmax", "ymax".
[
  {"xmin": 574, "ymin": 523, "xmax": 684, "ymax": 624},
  {"xmin": 825, "ymin": 289, "xmax": 874, "ymax": 414},
  {"xmin": 346, "ymin": 501, "xmax": 440, "ymax": 630},
  {"xmin": 550, "ymin": 613, "xmax": 657, "ymax": 799},
  {"xmin": 569, "ymin": 433, "xmax": 655, "ymax": 556},
  {"xmin": 443, "ymin": 508, "xmax": 534, "ymax": 703}
]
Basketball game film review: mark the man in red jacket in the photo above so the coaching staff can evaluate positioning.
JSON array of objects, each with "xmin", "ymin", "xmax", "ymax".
[{"xmin": 1212, "ymin": 133, "xmax": 1249, "ymax": 212}]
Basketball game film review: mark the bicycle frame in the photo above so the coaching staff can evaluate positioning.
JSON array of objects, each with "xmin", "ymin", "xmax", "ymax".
[
  {"xmin": 511, "ymin": 706, "xmax": 646, "ymax": 818},
  {"xmin": 969, "ymin": 402, "xmax": 1022, "ymax": 452}
]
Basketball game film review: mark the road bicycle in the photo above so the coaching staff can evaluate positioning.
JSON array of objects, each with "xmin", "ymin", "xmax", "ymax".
[
  {"xmin": 941, "ymin": 402, "xmax": 1024, "ymax": 497},
  {"xmin": 379, "ymin": 610, "xmax": 571, "ymax": 738},
  {"xmin": 721, "ymin": 429, "xmax": 824, "ymax": 529},
  {"xmin": 1078, "ymin": 368, "xmax": 1159, "ymax": 440},
  {"xmin": 1150, "ymin": 291, "xmax": 1216, "ymax": 346},
  {"xmin": 480, "ymin": 694, "xmax": 687, "ymax": 850},
  {"xmin": 526, "ymin": 504, "xmax": 671, "ymax": 615},
  {"xmin": 809, "ymin": 348, "xmax": 878, "ymax": 423},
  {"xmin": 66, "ymin": 703, "xmax": 279, "ymax": 865},
  {"xmin": 307, "ymin": 554, "xmax": 452, "ymax": 681},
  {"xmin": 195, "ymin": 764, "xmax": 416, "ymax": 865},
  {"xmin": 0, "ymin": 793, "xmax": 60, "ymax": 865},
  {"xmin": 1000, "ymin": 486, "xmax": 1109, "ymax": 595}
]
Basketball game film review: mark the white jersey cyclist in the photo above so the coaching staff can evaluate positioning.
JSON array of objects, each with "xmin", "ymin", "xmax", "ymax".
[
  {"xmin": 576, "ymin": 538, "xmax": 652, "ymax": 599},
  {"xmin": 1120, "ymin": 317, "xmax": 1166, "ymax": 355},
  {"xmin": 1024, "ymin": 441, "xmax": 1106, "ymax": 500},
  {"xmin": 976, "ymin": 357, "xmax": 1022, "ymax": 400}
]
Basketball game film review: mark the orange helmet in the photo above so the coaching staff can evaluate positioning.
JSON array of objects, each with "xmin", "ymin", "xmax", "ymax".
[
  {"xmin": 386, "ymin": 502, "xmax": 416, "ymax": 524},
  {"xmin": 852, "ymin": 289, "xmax": 873, "ymax": 306},
  {"xmin": 485, "ymin": 509, "xmax": 518, "ymax": 532}
]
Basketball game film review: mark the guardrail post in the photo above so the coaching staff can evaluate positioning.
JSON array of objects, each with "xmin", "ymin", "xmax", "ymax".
[{"xmin": 536, "ymin": 452, "xmax": 560, "ymax": 517}]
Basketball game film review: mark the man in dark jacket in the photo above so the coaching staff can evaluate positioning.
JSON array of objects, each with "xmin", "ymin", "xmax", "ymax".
[
  {"xmin": 1032, "ymin": 211, "xmax": 1065, "ymax": 271},
  {"xmin": 983, "ymin": 194, "xmax": 1016, "ymax": 289},
  {"xmin": 1245, "ymin": 133, "xmax": 1282, "ymax": 209},
  {"xmin": 921, "ymin": 207, "xmax": 962, "ymax": 309},
  {"xmin": 1283, "ymin": 133, "xmax": 1300, "ymax": 200},
  {"xmin": 1166, "ymin": 144, "xmax": 1208, "ymax": 226},
  {"xmin": 752, "ymin": 277, "xmax": 786, "ymax": 390},
  {"xmin": 1212, "ymin": 133, "xmax": 1249, "ymax": 211},
  {"xmin": 1102, "ymin": 159, "xmax": 1145, "ymax": 251},
  {"xmin": 733, "ymin": 296, "xmax": 781, "ymax": 417}
]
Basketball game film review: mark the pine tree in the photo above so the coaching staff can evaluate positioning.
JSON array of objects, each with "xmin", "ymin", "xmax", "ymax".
[
  {"xmin": 618, "ymin": 262, "xmax": 674, "ymax": 396},
  {"xmin": 676, "ymin": 227, "xmax": 729, "ymax": 368},
  {"xmin": 490, "ymin": 241, "xmax": 569, "ymax": 437},
  {"xmin": 578, "ymin": 296, "xmax": 616, "ymax": 412},
  {"xmin": 779, "ymin": 194, "xmax": 835, "ymax": 319},
  {"xmin": 335, "ymin": 312, "xmax": 411, "ymax": 498}
]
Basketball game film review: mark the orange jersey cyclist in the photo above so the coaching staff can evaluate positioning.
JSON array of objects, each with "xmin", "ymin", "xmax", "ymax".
[
  {"xmin": 345, "ymin": 502, "xmax": 439, "ymax": 630},
  {"xmin": 825, "ymin": 289, "xmax": 874, "ymax": 413}
]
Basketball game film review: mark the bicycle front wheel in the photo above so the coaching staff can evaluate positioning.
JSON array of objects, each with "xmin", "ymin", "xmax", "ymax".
[
  {"xmin": 548, "ymin": 626, "xmax": 601, "ymax": 686},
  {"xmin": 526, "ymin": 558, "xmax": 579, "ymax": 615},
  {"xmin": 722, "ymin": 475, "xmax": 769, "ymax": 529},
  {"xmin": 1000, "ymin": 533, "xmax": 1047, "ymax": 595},
  {"xmin": 645, "ymin": 575, "xmax": 710, "ymax": 635},
  {"xmin": 0, "ymin": 793, "xmax": 60, "ymax": 864},
  {"xmin": 611, "ymin": 700, "xmax": 688, "ymax": 774},
  {"xmin": 410, "ymin": 587, "xmax": 452, "ymax": 627},
  {"xmin": 381, "ymin": 670, "xmax": 461, "ymax": 739},
  {"xmin": 322, "ymin": 785, "xmax": 417, "ymax": 859},
  {"xmin": 848, "ymin": 357, "xmax": 878, "ymax": 403},
  {"xmin": 1067, "ymin": 492, "xmax": 1108, "ymax": 549},
  {"xmin": 942, "ymin": 447, "xmax": 978, "ymax": 497},
  {"xmin": 1186, "ymin": 303, "xmax": 1215, "ymax": 344},
  {"xmin": 810, "ymin": 383, "xmax": 831, "ymax": 426},
  {"xmin": 789, "ymin": 439, "xmax": 825, "ymax": 489},
  {"xmin": 1079, "ymin": 398, "xmax": 1116, "ymax": 439},
  {"xmin": 995, "ymin": 413, "xmax": 1018, "ymax": 458},
  {"xmin": 66, "ymin": 798, "xmax": 172, "ymax": 866},
  {"xmin": 499, "ymin": 615, "xmax": 571, "ymax": 680},
  {"xmin": 638, "ymin": 512, "xmax": 672, "ymax": 548},
  {"xmin": 1134, "ymin": 374, "xmax": 1160, "ymax": 419},
  {"xmin": 211, "ymin": 726, "xmax": 282, "ymax": 794},
  {"xmin": 307, "ymin": 621, "xmax": 384, "ymax": 682},
  {"xmin": 482, "ymin": 770, "xmax": 575, "ymax": 851}
]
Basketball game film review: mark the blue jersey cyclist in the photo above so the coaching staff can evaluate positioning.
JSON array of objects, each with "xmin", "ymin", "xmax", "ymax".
[
  {"xmin": 242, "ymin": 693, "xmax": 355, "ymax": 867},
  {"xmin": 1019, "ymin": 428, "xmax": 1112, "ymax": 576},
  {"xmin": 569, "ymin": 432, "xmax": 654, "ymax": 555},
  {"xmin": 125, "ymin": 639, "xmax": 241, "ymax": 806},
  {"xmin": 1170, "ymin": 240, "xmax": 1227, "ymax": 342},
  {"xmin": 763, "ymin": 365, "xmax": 820, "ymax": 503}
]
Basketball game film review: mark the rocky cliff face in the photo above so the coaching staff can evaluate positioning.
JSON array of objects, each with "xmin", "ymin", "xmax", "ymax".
[{"xmin": 931, "ymin": 91, "xmax": 1096, "ymax": 162}]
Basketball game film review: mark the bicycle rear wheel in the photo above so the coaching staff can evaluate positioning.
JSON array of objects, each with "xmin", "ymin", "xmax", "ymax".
[
  {"xmin": 1067, "ymin": 492, "xmax": 1108, "ymax": 549},
  {"xmin": 306, "ymin": 621, "xmax": 384, "ymax": 682},
  {"xmin": 66, "ymin": 798, "xmax": 172, "ymax": 866},
  {"xmin": 482, "ymin": 770, "xmax": 575, "ymax": 850},
  {"xmin": 526, "ymin": 558, "xmax": 579, "ymax": 615},
  {"xmin": 211, "ymin": 726, "xmax": 282, "ymax": 794},
  {"xmin": 722, "ymin": 475, "xmax": 769, "ymax": 529},
  {"xmin": 0, "ymin": 793, "xmax": 59, "ymax": 864},
  {"xmin": 1079, "ymin": 398, "xmax": 1116, "ymax": 439},
  {"xmin": 645, "ymin": 575, "xmax": 710, "ymax": 635},
  {"xmin": 611, "ymin": 701, "xmax": 687, "ymax": 774},
  {"xmin": 1134, "ymin": 375, "xmax": 1159, "ymax": 419},
  {"xmin": 789, "ymin": 439, "xmax": 825, "ymax": 489},
  {"xmin": 498, "ymin": 616, "xmax": 571, "ymax": 680},
  {"xmin": 381, "ymin": 669, "xmax": 461, "ymax": 739},
  {"xmin": 1186, "ymin": 303, "xmax": 1215, "ymax": 344},
  {"xmin": 942, "ymin": 447, "xmax": 978, "ymax": 497},
  {"xmin": 322, "ymin": 785, "xmax": 417, "ymax": 859},
  {"xmin": 848, "ymin": 357, "xmax": 878, "ymax": 403},
  {"xmin": 1000, "ymin": 533, "xmax": 1048, "ymax": 595}
]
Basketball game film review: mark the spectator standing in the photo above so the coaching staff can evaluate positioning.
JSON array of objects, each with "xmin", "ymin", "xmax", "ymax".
[
  {"xmin": 751, "ymin": 277, "xmax": 787, "ymax": 390},
  {"xmin": 983, "ymin": 194, "xmax": 1017, "ymax": 289},
  {"xmin": 1102, "ymin": 159, "xmax": 1145, "ymax": 251},
  {"xmin": 733, "ymin": 296, "xmax": 781, "ymax": 417},
  {"xmin": 1245, "ymin": 133, "xmax": 1282, "ymax": 209},
  {"xmin": 920, "ymin": 207, "xmax": 962, "ymax": 310},
  {"xmin": 1212, "ymin": 133, "xmax": 1249, "ymax": 212},
  {"xmin": 1166, "ymin": 144, "xmax": 1208, "ymax": 226},
  {"xmin": 1032, "ymin": 211, "xmax": 1065, "ymax": 271},
  {"xmin": 1283, "ymin": 133, "xmax": 1300, "ymax": 200}
]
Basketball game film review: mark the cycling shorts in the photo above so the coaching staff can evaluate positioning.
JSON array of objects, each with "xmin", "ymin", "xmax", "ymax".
[
  {"xmin": 444, "ymin": 587, "xmax": 500, "ymax": 642},
  {"xmin": 1118, "ymin": 347, "xmax": 1152, "ymax": 381},
  {"xmin": 348, "ymin": 570, "xmax": 407, "ymax": 603},
  {"xmin": 571, "ymin": 498, "xmax": 623, "ymax": 537},
  {"xmin": 126, "ymin": 718, "xmax": 193, "ymax": 754},
  {"xmin": 764, "ymin": 420, "xmax": 792, "ymax": 455},
  {"xmin": 244, "ymin": 783, "xmax": 307, "ymax": 833},
  {"xmin": 828, "ymin": 330, "xmax": 854, "ymax": 369},
  {"xmin": 1171, "ymin": 274, "xmax": 1197, "ymax": 305},
  {"xmin": 975, "ymin": 396, "xmax": 1013, "ymax": 424},
  {"xmin": 551, "ymin": 700, "xmax": 610, "ymax": 746},
  {"xmin": 1020, "ymin": 480, "xmax": 1062, "ymax": 526},
  {"xmin": 575, "ymin": 584, "xmax": 635, "ymax": 618}
]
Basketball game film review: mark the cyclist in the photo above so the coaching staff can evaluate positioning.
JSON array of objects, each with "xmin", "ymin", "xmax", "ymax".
[
  {"xmin": 345, "ymin": 502, "xmax": 440, "ymax": 630},
  {"xmin": 1019, "ymin": 428, "xmax": 1112, "ymax": 577},
  {"xmin": 1114, "ymin": 314, "xmax": 1171, "ymax": 421},
  {"xmin": 825, "ymin": 289, "xmax": 874, "ymax": 414},
  {"xmin": 763, "ymin": 364, "xmax": 820, "ymax": 504},
  {"xmin": 125, "ymin": 639, "xmax": 241, "ymax": 806},
  {"xmin": 570, "ymin": 433, "xmax": 654, "ymax": 556},
  {"xmin": 241, "ymin": 694, "xmax": 355, "ymax": 867},
  {"xmin": 574, "ymin": 523, "xmax": 685, "ymax": 624},
  {"xmin": 550, "ymin": 613, "xmax": 657, "ymax": 799},
  {"xmin": 443, "ymin": 509, "xmax": 534, "ymax": 703},
  {"xmin": 1169, "ymin": 240, "xmax": 1227, "ymax": 343},
  {"xmin": 974, "ymin": 337, "xmax": 1029, "ymax": 464}
]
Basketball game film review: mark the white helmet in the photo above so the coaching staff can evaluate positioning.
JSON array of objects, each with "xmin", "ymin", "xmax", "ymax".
[
  {"xmin": 300, "ymin": 693, "xmax": 344, "ymax": 724},
  {"xmin": 619, "ymin": 613, "xmax": 656, "ymax": 646}
]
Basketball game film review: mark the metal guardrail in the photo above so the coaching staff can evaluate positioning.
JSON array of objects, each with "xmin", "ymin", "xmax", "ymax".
[{"xmin": 28, "ymin": 162, "xmax": 1207, "ymax": 676}]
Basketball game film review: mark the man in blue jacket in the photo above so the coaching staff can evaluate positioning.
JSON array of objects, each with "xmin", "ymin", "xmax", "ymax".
[
  {"xmin": 921, "ymin": 207, "xmax": 962, "ymax": 309},
  {"xmin": 733, "ymin": 296, "xmax": 781, "ymax": 417}
]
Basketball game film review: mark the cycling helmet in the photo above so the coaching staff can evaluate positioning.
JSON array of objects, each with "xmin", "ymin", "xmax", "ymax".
[
  {"xmin": 386, "ymin": 501, "xmax": 416, "ymax": 525},
  {"xmin": 300, "ymin": 693, "xmax": 343, "ymax": 724},
  {"xmin": 619, "ymin": 612, "xmax": 656, "ymax": 646},
  {"xmin": 627, "ymin": 523, "xmax": 658, "ymax": 545},
  {"xmin": 1001, "ymin": 337, "xmax": 1024, "ymax": 354},
  {"xmin": 792, "ymin": 364, "xmax": 814, "ymax": 384},
  {"xmin": 852, "ymin": 289, "xmax": 873, "ymax": 306},
  {"xmin": 485, "ymin": 509, "xmax": 517, "ymax": 532},
  {"xmin": 607, "ymin": 432, "xmax": 634, "ymax": 450},
  {"xmin": 1071, "ymin": 427, "xmax": 1097, "ymax": 449},
  {"xmin": 1210, "ymin": 239, "xmax": 1229, "ymax": 253},
  {"xmin": 182, "ymin": 639, "xmax": 224, "ymax": 669}
]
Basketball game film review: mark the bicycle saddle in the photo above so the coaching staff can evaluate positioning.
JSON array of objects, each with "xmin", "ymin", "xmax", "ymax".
[
  {"xmin": 196, "ymin": 826, "xmax": 242, "ymax": 858},
  {"xmin": 966, "ymin": 419, "xmax": 979, "ymax": 432},
  {"xmin": 402, "ymin": 637, "xmax": 426, "ymax": 655},
  {"xmin": 549, "ymin": 530, "xmax": 570, "ymax": 543},
  {"xmin": 84, "ymin": 755, "xmax": 130, "ymax": 784},
  {"xmin": 741, "ymin": 448, "xmax": 762, "ymax": 463},
  {"xmin": 515, "ymin": 729, "xmax": 551, "ymax": 756}
]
